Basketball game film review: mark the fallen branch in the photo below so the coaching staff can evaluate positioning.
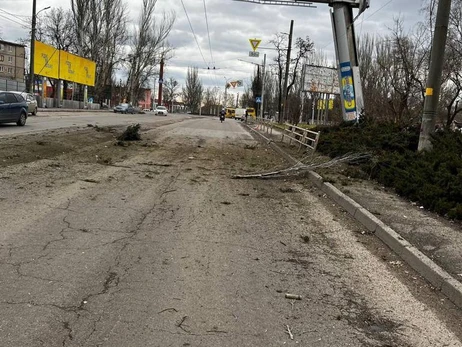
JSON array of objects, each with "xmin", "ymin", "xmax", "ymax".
[
  {"xmin": 177, "ymin": 315, "xmax": 190, "ymax": 333},
  {"xmin": 286, "ymin": 325, "xmax": 294, "ymax": 340},
  {"xmin": 232, "ymin": 153, "xmax": 371, "ymax": 179}
]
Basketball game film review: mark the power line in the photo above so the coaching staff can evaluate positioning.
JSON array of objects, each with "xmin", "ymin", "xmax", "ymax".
[
  {"xmin": 202, "ymin": 0, "xmax": 214, "ymax": 65},
  {"xmin": 180, "ymin": 0, "xmax": 209, "ymax": 68},
  {"xmin": 202, "ymin": 0, "xmax": 220, "ymax": 88},
  {"xmin": 0, "ymin": 8, "xmax": 31, "ymax": 19},
  {"xmin": 363, "ymin": 0, "xmax": 394, "ymax": 22},
  {"xmin": 0, "ymin": 13, "xmax": 29, "ymax": 29}
]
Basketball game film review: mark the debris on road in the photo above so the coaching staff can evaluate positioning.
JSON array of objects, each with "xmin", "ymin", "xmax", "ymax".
[
  {"xmin": 118, "ymin": 123, "xmax": 141, "ymax": 142},
  {"xmin": 285, "ymin": 325, "xmax": 294, "ymax": 340},
  {"xmin": 285, "ymin": 293, "xmax": 302, "ymax": 300},
  {"xmin": 232, "ymin": 153, "xmax": 371, "ymax": 179}
]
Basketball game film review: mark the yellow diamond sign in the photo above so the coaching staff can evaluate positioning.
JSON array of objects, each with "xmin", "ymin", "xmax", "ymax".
[{"xmin": 249, "ymin": 38, "xmax": 261, "ymax": 52}]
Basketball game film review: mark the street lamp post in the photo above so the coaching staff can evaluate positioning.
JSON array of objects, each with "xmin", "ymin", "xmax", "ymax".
[
  {"xmin": 223, "ymin": 77, "xmax": 232, "ymax": 109},
  {"xmin": 29, "ymin": 1, "xmax": 51, "ymax": 93}
]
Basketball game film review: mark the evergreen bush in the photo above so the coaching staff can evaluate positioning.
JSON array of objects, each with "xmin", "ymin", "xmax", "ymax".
[{"xmin": 315, "ymin": 121, "xmax": 462, "ymax": 220}]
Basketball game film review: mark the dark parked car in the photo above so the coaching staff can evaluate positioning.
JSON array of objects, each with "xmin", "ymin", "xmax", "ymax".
[
  {"xmin": 114, "ymin": 103, "xmax": 135, "ymax": 114},
  {"xmin": 0, "ymin": 91, "xmax": 28, "ymax": 126}
]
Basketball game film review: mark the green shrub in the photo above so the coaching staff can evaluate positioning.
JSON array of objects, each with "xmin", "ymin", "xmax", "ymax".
[{"xmin": 316, "ymin": 121, "xmax": 462, "ymax": 220}]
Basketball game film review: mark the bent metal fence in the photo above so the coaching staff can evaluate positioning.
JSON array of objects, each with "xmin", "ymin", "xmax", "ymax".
[{"xmin": 254, "ymin": 117, "xmax": 321, "ymax": 152}]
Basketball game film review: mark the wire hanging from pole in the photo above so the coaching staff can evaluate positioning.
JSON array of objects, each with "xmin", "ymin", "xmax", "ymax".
[
  {"xmin": 203, "ymin": 0, "xmax": 215, "ymax": 66},
  {"xmin": 180, "ymin": 0, "xmax": 209, "ymax": 68}
]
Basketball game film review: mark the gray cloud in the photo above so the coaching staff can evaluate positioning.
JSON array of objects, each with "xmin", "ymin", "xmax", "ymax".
[{"xmin": 1, "ymin": 0, "xmax": 425, "ymax": 93}]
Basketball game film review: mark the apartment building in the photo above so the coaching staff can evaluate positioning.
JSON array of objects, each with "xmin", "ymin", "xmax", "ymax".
[{"xmin": 0, "ymin": 40, "xmax": 26, "ymax": 82}]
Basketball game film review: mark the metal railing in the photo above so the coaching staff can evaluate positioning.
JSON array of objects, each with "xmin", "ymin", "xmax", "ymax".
[
  {"xmin": 254, "ymin": 117, "xmax": 321, "ymax": 152},
  {"xmin": 281, "ymin": 124, "xmax": 320, "ymax": 151}
]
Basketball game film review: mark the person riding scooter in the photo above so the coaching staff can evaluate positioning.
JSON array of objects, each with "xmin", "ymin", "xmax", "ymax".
[{"xmin": 219, "ymin": 108, "xmax": 226, "ymax": 123}]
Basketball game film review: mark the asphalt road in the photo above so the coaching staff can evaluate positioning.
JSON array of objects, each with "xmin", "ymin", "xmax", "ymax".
[
  {"xmin": 0, "ymin": 111, "xmax": 192, "ymax": 136},
  {"xmin": 0, "ymin": 117, "xmax": 461, "ymax": 346}
]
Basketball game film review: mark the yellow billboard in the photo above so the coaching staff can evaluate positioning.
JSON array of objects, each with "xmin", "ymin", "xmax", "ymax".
[
  {"xmin": 34, "ymin": 40, "xmax": 59, "ymax": 80},
  {"xmin": 59, "ymin": 51, "xmax": 96, "ymax": 86},
  {"xmin": 34, "ymin": 41, "xmax": 96, "ymax": 86}
]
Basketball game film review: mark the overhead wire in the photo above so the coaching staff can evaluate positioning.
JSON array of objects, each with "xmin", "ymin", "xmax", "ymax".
[
  {"xmin": 202, "ymin": 0, "xmax": 214, "ymax": 66},
  {"xmin": 180, "ymin": 0, "xmax": 209, "ymax": 68},
  {"xmin": 317, "ymin": 0, "xmax": 394, "ymax": 51},
  {"xmin": 202, "ymin": 0, "xmax": 221, "ymax": 89},
  {"xmin": 0, "ymin": 13, "xmax": 29, "ymax": 29},
  {"xmin": 0, "ymin": 8, "xmax": 31, "ymax": 19}
]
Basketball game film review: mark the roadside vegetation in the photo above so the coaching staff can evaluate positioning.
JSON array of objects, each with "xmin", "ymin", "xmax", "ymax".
[{"xmin": 315, "ymin": 119, "xmax": 462, "ymax": 220}]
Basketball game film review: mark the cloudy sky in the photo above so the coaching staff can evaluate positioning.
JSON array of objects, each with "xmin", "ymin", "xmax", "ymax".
[{"xmin": 0, "ymin": 0, "xmax": 425, "ymax": 97}]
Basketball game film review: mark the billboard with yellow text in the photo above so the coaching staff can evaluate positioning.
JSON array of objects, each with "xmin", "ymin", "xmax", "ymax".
[
  {"xmin": 34, "ymin": 41, "xmax": 96, "ymax": 86},
  {"xmin": 59, "ymin": 51, "xmax": 96, "ymax": 86},
  {"xmin": 34, "ymin": 41, "xmax": 59, "ymax": 80}
]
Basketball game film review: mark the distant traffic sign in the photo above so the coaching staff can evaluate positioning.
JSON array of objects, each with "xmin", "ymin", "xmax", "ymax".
[
  {"xmin": 255, "ymin": 96, "xmax": 262, "ymax": 103},
  {"xmin": 249, "ymin": 38, "xmax": 261, "ymax": 52},
  {"xmin": 249, "ymin": 51, "xmax": 260, "ymax": 57}
]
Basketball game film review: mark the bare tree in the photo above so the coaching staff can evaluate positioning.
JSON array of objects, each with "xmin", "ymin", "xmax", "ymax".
[
  {"xmin": 269, "ymin": 33, "xmax": 286, "ymax": 120},
  {"xmin": 163, "ymin": 77, "xmax": 180, "ymax": 111},
  {"xmin": 440, "ymin": 0, "xmax": 462, "ymax": 127},
  {"xmin": 203, "ymin": 87, "xmax": 220, "ymax": 114},
  {"xmin": 182, "ymin": 67, "xmax": 203, "ymax": 113},
  {"xmin": 126, "ymin": 0, "xmax": 175, "ymax": 104},
  {"xmin": 270, "ymin": 33, "xmax": 314, "ymax": 122},
  {"xmin": 70, "ymin": 0, "xmax": 129, "ymax": 104}
]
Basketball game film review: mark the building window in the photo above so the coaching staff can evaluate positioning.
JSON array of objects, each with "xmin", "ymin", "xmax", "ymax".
[
  {"xmin": 0, "ymin": 44, "xmax": 4, "ymax": 50},
  {"xmin": 7, "ymin": 67, "xmax": 13, "ymax": 74},
  {"xmin": 7, "ymin": 45, "xmax": 13, "ymax": 52},
  {"xmin": 0, "ymin": 66, "xmax": 4, "ymax": 72},
  {"xmin": 7, "ymin": 56, "xmax": 13, "ymax": 63},
  {"xmin": 0, "ymin": 55, "xmax": 3, "ymax": 62}
]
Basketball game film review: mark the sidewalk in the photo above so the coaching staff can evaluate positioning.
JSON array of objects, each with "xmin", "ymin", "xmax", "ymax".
[
  {"xmin": 247, "ymin": 121, "xmax": 462, "ymax": 309},
  {"xmin": 35, "ymin": 108, "xmax": 113, "ymax": 117}
]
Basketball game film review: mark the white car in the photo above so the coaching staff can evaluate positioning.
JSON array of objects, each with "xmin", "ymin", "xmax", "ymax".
[
  {"xmin": 155, "ymin": 106, "xmax": 168, "ymax": 116},
  {"xmin": 11, "ymin": 91, "xmax": 38, "ymax": 116}
]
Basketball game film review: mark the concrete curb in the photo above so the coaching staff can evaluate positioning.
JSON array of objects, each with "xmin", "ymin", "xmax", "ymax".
[
  {"xmin": 37, "ymin": 108, "xmax": 110, "ymax": 113},
  {"xmin": 249, "ymin": 126, "xmax": 462, "ymax": 310}
]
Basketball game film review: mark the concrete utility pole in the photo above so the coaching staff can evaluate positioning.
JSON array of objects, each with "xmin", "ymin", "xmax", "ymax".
[
  {"xmin": 235, "ymin": 0, "xmax": 369, "ymax": 122},
  {"xmin": 158, "ymin": 58, "xmax": 164, "ymax": 106},
  {"xmin": 331, "ymin": 2, "xmax": 363, "ymax": 121},
  {"xmin": 28, "ymin": 0, "xmax": 37, "ymax": 93},
  {"xmin": 281, "ymin": 19, "xmax": 294, "ymax": 123},
  {"xmin": 418, "ymin": 0, "xmax": 452, "ymax": 151}
]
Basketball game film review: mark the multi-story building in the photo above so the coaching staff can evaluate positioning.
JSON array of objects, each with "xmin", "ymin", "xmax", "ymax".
[{"xmin": 0, "ymin": 40, "xmax": 26, "ymax": 82}]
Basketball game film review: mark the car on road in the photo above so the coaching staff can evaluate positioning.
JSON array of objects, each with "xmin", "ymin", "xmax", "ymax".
[
  {"xmin": 11, "ymin": 91, "xmax": 38, "ymax": 116},
  {"xmin": 155, "ymin": 106, "xmax": 168, "ymax": 116},
  {"xmin": 114, "ymin": 103, "xmax": 135, "ymax": 114},
  {"xmin": 0, "ymin": 91, "xmax": 28, "ymax": 126}
]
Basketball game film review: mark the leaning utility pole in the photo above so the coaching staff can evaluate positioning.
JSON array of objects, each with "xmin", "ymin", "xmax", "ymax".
[
  {"xmin": 418, "ymin": 0, "xmax": 452, "ymax": 151},
  {"xmin": 234, "ymin": 0, "xmax": 369, "ymax": 123},
  {"xmin": 281, "ymin": 20, "xmax": 294, "ymax": 123}
]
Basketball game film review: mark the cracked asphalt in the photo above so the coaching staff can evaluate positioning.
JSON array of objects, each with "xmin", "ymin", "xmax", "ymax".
[{"xmin": 0, "ymin": 116, "xmax": 462, "ymax": 346}]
